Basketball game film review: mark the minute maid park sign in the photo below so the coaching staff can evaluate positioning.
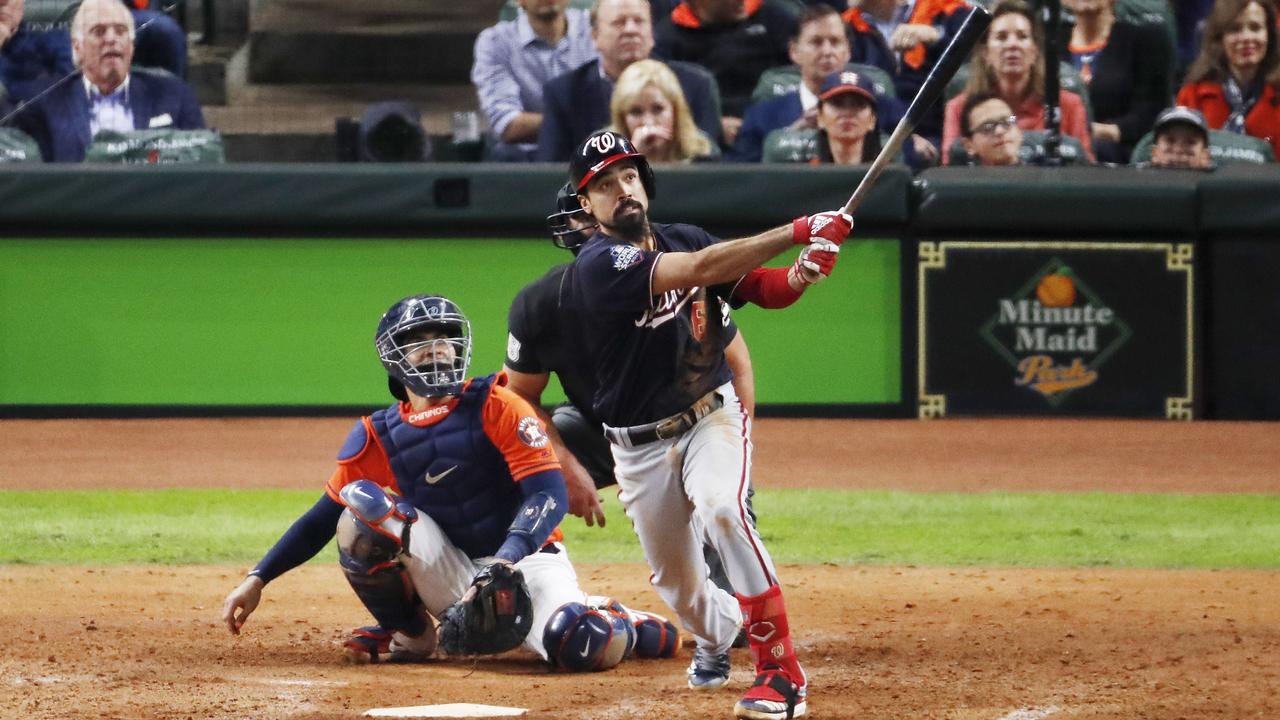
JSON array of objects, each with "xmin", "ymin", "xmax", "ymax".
[{"xmin": 980, "ymin": 259, "xmax": 1132, "ymax": 404}]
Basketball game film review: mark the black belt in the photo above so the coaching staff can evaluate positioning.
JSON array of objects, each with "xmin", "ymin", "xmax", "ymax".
[{"xmin": 603, "ymin": 390, "xmax": 724, "ymax": 448}]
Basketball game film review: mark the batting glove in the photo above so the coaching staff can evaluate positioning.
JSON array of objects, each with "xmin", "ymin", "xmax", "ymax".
[
  {"xmin": 790, "ymin": 241, "xmax": 840, "ymax": 286},
  {"xmin": 791, "ymin": 210, "xmax": 853, "ymax": 246}
]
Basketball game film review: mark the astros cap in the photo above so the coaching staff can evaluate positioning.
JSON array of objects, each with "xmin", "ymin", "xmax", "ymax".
[{"xmin": 817, "ymin": 70, "xmax": 879, "ymax": 110}]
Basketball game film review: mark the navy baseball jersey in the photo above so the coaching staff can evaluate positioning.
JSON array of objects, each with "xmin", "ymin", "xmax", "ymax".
[
  {"xmin": 570, "ymin": 222, "xmax": 738, "ymax": 427},
  {"xmin": 507, "ymin": 261, "xmax": 741, "ymax": 431}
]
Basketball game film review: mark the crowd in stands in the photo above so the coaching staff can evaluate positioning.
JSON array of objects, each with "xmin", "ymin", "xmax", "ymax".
[
  {"xmin": 467, "ymin": 0, "xmax": 1278, "ymax": 170},
  {"xmin": 0, "ymin": 0, "xmax": 1277, "ymax": 169}
]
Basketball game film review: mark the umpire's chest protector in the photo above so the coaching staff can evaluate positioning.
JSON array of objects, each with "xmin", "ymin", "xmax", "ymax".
[{"xmin": 369, "ymin": 375, "xmax": 521, "ymax": 559}]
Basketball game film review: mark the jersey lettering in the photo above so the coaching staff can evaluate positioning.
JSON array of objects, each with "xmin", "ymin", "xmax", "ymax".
[{"xmin": 635, "ymin": 286, "xmax": 700, "ymax": 330}]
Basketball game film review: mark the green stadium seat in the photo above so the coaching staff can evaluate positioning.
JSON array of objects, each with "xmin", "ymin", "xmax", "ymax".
[
  {"xmin": 761, "ymin": 126, "xmax": 903, "ymax": 164},
  {"xmin": 22, "ymin": 0, "xmax": 79, "ymax": 25},
  {"xmin": 751, "ymin": 62, "xmax": 898, "ymax": 104},
  {"xmin": 945, "ymin": 61, "xmax": 1095, "ymax": 125},
  {"xmin": 83, "ymin": 129, "xmax": 226, "ymax": 164},
  {"xmin": 0, "ymin": 127, "xmax": 43, "ymax": 163},
  {"xmin": 500, "ymin": 0, "xmax": 594, "ymax": 22},
  {"xmin": 946, "ymin": 128, "xmax": 1089, "ymax": 165},
  {"xmin": 1129, "ymin": 129, "xmax": 1276, "ymax": 166}
]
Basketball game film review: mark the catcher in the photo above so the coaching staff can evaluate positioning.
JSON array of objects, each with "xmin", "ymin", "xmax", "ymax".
[{"xmin": 221, "ymin": 294, "xmax": 678, "ymax": 671}]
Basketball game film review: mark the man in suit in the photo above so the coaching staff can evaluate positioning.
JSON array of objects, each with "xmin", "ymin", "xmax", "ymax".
[
  {"xmin": 536, "ymin": 0, "xmax": 722, "ymax": 161},
  {"xmin": 729, "ymin": 5, "xmax": 850, "ymax": 162},
  {"xmin": 14, "ymin": 0, "xmax": 203, "ymax": 162}
]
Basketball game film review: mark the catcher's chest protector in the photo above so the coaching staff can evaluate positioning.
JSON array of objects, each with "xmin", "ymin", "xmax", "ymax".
[{"xmin": 370, "ymin": 375, "xmax": 521, "ymax": 558}]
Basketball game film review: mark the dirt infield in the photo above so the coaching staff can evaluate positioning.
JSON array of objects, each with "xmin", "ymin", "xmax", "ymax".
[{"xmin": 3, "ymin": 418, "xmax": 1279, "ymax": 719}]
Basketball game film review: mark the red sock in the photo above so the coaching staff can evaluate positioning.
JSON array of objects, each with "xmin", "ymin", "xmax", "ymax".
[{"xmin": 737, "ymin": 584, "xmax": 805, "ymax": 687}]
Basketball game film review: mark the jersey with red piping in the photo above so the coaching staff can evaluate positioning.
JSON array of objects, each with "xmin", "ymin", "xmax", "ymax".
[{"xmin": 326, "ymin": 373, "xmax": 563, "ymax": 558}]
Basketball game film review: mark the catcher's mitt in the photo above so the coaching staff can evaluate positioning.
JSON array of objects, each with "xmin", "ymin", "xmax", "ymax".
[{"xmin": 438, "ymin": 562, "xmax": 533, "ymax": 655}]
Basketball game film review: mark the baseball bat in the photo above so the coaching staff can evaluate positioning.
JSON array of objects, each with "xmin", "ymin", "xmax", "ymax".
[{"xmin": 841, "ymin": 6, "xmax": 992, "ymax": 216}]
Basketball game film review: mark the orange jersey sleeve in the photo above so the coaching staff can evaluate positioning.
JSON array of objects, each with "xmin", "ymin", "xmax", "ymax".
[
  {"xmin": 482, "ymin": 381, "xmax": 561, "ymax": 482},
  {"xmin": 324, "ymin": 416, "xmax": 402, "ymax": 503}
]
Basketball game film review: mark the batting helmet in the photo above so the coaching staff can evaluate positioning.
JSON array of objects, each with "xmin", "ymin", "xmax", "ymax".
[
  {"xmin": 545, "ymin": 181, "xmax": 598, "ymax": 251},
  {"xmin": 569, "ymin": 130, "xmax": 655, "ymax": 198},
  {"xmin": 375, "ymin": 295, "xmax": 471, "ymax": 401}
]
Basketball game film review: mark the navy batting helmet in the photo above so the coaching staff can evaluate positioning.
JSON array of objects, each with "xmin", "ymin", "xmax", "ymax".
[
  {"xmin": 545, "ymin": 181, "xmax": 598, "ymax": 251},
  {"xmin": 569, "ymin": 130, "xmax": 655, "ymax": 198},
  {"xmin": 375, "ymin": 295, "xmax": 471, "ymax": 401}
]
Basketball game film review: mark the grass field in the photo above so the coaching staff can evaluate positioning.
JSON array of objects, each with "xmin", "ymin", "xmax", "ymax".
[{"xmin": 4, "ymin": 488, "xmax": 1277, "ymax": 568}]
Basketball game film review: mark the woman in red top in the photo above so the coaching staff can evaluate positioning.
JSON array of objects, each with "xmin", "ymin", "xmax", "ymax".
[
  {"xmin": 1176, "ymin": 0, "xmax": 1280, "ymax": 158},
  {"xmin": 941, "ymin": 0, "xmax": 1095, "ymax": 163}
]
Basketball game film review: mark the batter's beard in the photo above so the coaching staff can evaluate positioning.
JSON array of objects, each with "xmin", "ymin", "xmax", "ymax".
[{"xmin": 609, "ymin": 199, "xmax": 649, "ymax": 242}]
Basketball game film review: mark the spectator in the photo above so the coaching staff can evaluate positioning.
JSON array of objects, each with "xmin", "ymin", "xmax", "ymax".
[
  {"xmin": 730, "ymin": 5, "xmax": 850, "ymax": 162},
  {"xmin": 1176, "ymin": 0, "xmax": 1280, "ymax": 159},
  {"xmin": 849, "ymin": 0, "xmax": 974, "ymax": 145},
  {"xmin": 941, "ymin": 0, "xmax": 1094, "ymax": 163},
  {"xmin": 958, "ymin": 91, "xmax": 1023, "ymax": 165},
  {"xmin": 121, "ymin": 0, "xmax": 187, "ymax": 79},
  {"xmin": 472, "ymin": 0, "xmax": 597, "ymax": 161},
  {"xmin": 839, "ymin": 0, "xmax": 898, "ymax": 78},
  {"xmin": 13, "ymin": 0, "xmax": 203, "ymax": 162},
  {"xmin": 536, "ymin": 0, "xmax": 721, "ymax": 161},
  {"xmin": 653, "ymin": 0, "xmax": 797, "ymax": 146},
  {"xmin": 1147, "ymin": 105, "xmax": 1214, "ymax": 169},
  {"xmin": 808, "ymin": 68, "xmax": 882, "ymax": 164},
  {"xmin": 608, "ymin": 58, "xmax": 718, "ymax": 161},
  {"xmin": 1063, "ymin": 0, "xmax": 1174, "ymax": 163},
  {"xmin": 0, "ymin": 0, "xmax": 74, "ymax": 104}
]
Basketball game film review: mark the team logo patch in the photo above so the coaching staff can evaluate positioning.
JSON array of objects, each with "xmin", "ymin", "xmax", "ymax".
[
  {"xmin": 517, "ymin": 416, "xmax": 549, "ymax": 448},
  {"xmin": 506, "ymin": 332, "xmax": 522, "ymax": 363},
  {"xmin": 609, "ymin": 244, "xmax": 644, "ymax": 272}
]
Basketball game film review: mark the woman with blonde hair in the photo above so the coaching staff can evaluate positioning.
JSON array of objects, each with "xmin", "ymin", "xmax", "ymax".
[
  {"xmin": 1176, "ymin": 0, "xmax": 1280, "ymax": 158},
  {"xmin": 608, "ymin": 58, "xmax": 718, "ymax": 163},
  {"xmin": 940, "ymin": 0, "xmax": 1094, "ymax": 163}
]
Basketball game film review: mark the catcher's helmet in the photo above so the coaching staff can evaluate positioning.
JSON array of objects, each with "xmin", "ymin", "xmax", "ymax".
[
  {"xmin": 569, "ymin": 130, "xmax": 655, "ymax": 198},
  {"xmin": 545, "ymin": 181, "xmax": 598, "ymax": 251},
  {"xmin": 375, "ymin": 295, "xmax": 471, "ymax": 401}
]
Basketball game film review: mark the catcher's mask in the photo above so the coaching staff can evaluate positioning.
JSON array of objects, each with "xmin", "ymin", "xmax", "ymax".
[
  {"xmin": 375, "ymin": 295, "xmax": 471, "ymax": 401},
  {"xmin": 569, "ymin": 130, "xmax": 655, "ymax": 198},
  {"xmin": 545, "ymin": 181, "xmax": 598, "ymax": 252}
]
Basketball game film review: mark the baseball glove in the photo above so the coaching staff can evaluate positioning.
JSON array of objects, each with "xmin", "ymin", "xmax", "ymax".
[{"xmin": 437, "ymin": 562, "xmax": 533, "ymax": 655}]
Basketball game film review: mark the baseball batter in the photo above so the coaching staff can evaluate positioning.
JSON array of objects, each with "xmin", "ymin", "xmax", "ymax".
[
  {"xmin": 503, "ymin": 183, "xmax": 757, "ymax": 611},
  {"xmin": 563, "ymin": 130, "xmax": 849, "ymax": 720},
  {"xmin": 220, "ymin": 294, "xmax": 679, "ymax": 671}
]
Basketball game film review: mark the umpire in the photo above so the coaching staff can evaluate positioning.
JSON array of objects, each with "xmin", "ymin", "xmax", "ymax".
[{"xmin": 503, "ymin": 183, "xmax": 755, "ymax": 605}]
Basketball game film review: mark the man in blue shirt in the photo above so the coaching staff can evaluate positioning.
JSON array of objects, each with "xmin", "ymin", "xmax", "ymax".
[{"xmin": 471, "ymin": 0, "xmax": 598, "ymax": 160}]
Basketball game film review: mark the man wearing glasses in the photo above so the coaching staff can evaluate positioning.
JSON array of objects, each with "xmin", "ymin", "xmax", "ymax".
[{"xmin": 957, "ymin": 91, "xmax": 1023, "ymax": 166}]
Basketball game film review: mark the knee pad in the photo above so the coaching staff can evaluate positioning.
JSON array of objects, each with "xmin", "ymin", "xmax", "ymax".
[
  {"xmin": 542, "ymin": 602, "xmax": 634, "ymax": 672},
  {"xmin": 587, "ymin": 595, "xmax": 679, "ymax": 659},
  {"xmin": 336, "ymin": 481, "xmax": 425, "ymax": 636},
  {"xmin": 630, "ymin": 609, "xmax": 681, "ymax": 658},
  {"xmin": 336, "ymin": 479, "xmax": 417, "ymax": 575}
]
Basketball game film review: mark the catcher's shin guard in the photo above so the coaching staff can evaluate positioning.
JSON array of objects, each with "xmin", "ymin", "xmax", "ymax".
[{"xmin": 336, "ymin": 482, "xmax": 426, "ymax": 638}]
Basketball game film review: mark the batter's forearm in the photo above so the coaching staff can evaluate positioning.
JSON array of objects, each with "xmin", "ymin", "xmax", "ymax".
[{"xmin": 653, "ymin": 224, "xmax": 793, "ymax": 295}]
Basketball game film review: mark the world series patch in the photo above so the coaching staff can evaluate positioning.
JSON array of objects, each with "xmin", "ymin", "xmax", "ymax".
[
  {"xmin": 609, "ymin": 244, "xmax": 643, "ymax": 271},
  {"xmin": 517, "ymin": 416, "xmax": 549, "ymax": 448}
]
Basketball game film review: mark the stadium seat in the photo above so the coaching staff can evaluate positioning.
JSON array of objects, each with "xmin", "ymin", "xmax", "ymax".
[
  {"xmin": 0, "ymin": 127, "xmax": 42, "ymax": 163},
  {"xmin": 751, "ymin": 62, "xmax": 898, "ymax": 104},
  {"xmin": 945, "ymin": 129, "xmax": 1089, "ymax": 166},
  {"xmin": 1129, "ymin": 129, "xmax": 1276, "ymax": 166},
  {"xmin": 761, "ymin": 126, "xmax": 903, "ymax": 164},
  {"xmin": 83, "ymin": 129, "xmax": 226, "ymax": 164},
  {"xmin": 945, "ymin": 61, "xmax": 1095, "ymax": 125}
]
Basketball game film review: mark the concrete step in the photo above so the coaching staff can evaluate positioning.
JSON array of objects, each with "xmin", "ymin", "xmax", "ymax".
[{"xmin": 246, "ymin": 0, "xmax": 503, "ymax": 85}]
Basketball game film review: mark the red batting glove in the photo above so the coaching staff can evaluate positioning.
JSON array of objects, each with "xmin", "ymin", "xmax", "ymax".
[
  {"xmin": 791, "ymin": 210, "xmax": 853, "ymax": 246},
  {"xmin": 790, "ymin": 240, "xmax": 840, "ymax": 286}
]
